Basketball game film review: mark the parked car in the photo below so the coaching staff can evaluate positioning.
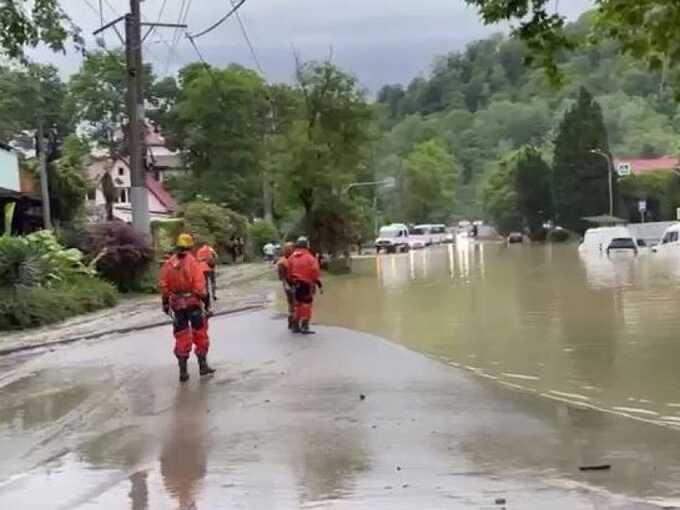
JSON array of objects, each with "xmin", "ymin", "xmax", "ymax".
[
  {"xmin": 652, "ymin": 223, "xmax": 680, "ymax": 254},
  {"xmin": 507, "ymin": 232, "xmax": 523, "ymax": 244},
  {"xmin": 579, "ymin": 226, "xmax": 642, "ymax": 255},
  {"xmin": 606, "ymin": 237, "xmax": 638, "ymax": 256},
  {"xmin": 429, "ymin": 224, "xmax": 447, "ymax": 244},
  {"xmin": 375, "ymin": 223, "xmax": 410, "ymax": 253}
]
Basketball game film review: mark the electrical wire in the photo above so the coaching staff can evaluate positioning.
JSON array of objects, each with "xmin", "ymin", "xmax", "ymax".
[
  {"xmin": 190, "ymin": 0, "xmax": 246, "ymax": 40},
  {"xmin": 230, "ymin": 0, "xmax": 264, "ymax": 76}
]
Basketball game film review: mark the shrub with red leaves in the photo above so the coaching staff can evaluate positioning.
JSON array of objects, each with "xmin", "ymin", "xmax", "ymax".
[{"xmin": 85, "ymin": 222, "xmax": 154, "ymax": 292}]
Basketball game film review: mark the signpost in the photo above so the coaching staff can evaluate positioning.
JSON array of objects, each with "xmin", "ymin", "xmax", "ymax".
[
  {"xmin": 639, "ymin": 200, "xmax": 647, "ymax": 223},
  {"xmin": 617, "ymin": 162, "xmax": 632, "ymax": 176}
]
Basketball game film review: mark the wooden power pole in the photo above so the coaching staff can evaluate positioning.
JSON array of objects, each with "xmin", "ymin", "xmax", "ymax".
[{"xmin": 94, "ymin": 0, "xmax": 186, "ymax": 235}]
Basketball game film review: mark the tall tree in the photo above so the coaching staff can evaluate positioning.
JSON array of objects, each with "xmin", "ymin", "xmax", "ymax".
[
  {"xmin": 69, "ymin": 50, "xmax": 156, "ymax": 158},
  {"xmin": 402, "ymin": 140, "xmax": 458, "ymax": 223},
  {"xmin": 277, "ymin": 60, "xmax": 373, "ymax": 235},
  {"xmin": 552, "ymin": 87, "xmax": 612, "ymax": 230},
  {"xmin": 514, "ymin": 146, "xmax": 553, "ymax": 236}
]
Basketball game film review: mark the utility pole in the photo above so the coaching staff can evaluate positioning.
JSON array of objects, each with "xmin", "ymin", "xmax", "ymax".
[
  {"xmin": 94, "ymin": 1, "xmax": 186, "ymax": 236},
  {"xmin": 36, "ymin": 121, "xmax": 51, "ymax": 229},
  {"xmin": 125, "ymin": 0, "xmax": 149, "ymax": 235}
]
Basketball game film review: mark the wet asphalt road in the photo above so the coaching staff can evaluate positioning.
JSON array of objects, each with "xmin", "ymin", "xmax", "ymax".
[{"xmin": 0, "ymin": 310, "xmax": 676, "ymax": 509}]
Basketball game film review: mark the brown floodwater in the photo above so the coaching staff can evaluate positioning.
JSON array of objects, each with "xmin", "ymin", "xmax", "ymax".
[{"xmin": 315, "ymin": 241, "xmax": 680, "ymax": 429}]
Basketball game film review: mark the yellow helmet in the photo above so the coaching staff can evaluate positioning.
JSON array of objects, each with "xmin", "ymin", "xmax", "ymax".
[{"xmin": 176, "ymin": 233, "xmax": 195, "ymax": 249}]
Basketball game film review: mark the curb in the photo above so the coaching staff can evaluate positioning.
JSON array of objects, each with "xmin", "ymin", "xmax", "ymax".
[{"xmin": 0, "ymin": 304, "xmax": 266, "ymax": 357}]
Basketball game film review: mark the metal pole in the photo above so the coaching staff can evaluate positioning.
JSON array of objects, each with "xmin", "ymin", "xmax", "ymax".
[
  {"xmin": 37, "ymin": 121, "xmax": 52, "ymax": 229},
  {"xmin": 607, "ymin": 153, "xmax": 614, "ymax": 217},
  {"xmin": 126, "ymin": 0, "xmax": 150, "ymax": 235}
]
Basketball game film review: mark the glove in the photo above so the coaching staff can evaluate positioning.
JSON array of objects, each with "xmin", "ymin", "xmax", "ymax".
[{"xmin": 162, "ymin": 297, "xmax": 170, "ymax": 316}]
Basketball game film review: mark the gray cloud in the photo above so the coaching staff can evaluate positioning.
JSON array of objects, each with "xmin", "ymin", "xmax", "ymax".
[{"xmin": 35, "ymin": 0, "xmax": 592, "ymax": 92}]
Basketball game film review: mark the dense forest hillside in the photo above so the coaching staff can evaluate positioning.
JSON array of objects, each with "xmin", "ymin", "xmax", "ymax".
[{"xmin": 372, "ymin": 13, "xmax": 680, "ymax": 224}]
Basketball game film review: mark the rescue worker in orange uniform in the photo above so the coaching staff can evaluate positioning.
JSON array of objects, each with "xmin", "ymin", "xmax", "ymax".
[
  {"xmin": 160, "ymin": 234, "xmax": 216, "ymax": 382},
  {"xmin": 287, "ymin": 237, "xmax": 322, "ymax": 334},
  {"xmin": 276, "ymin": 242, "xmax": 296, "ymax": 329},
  {"xmin": 196, "ymin": 241, "xmax": 218, "ymax": 307}
]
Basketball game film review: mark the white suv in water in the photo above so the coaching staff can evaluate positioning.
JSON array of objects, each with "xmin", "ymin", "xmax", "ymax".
[{"xmin": 375, "ymin": 223, "xmax": 410, "ymax": 253}]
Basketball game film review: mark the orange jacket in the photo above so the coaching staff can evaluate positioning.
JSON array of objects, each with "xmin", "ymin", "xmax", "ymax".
[
  {"xmin": 160, "ymin": 253, "xmax": 207, "ymax": 307},
  {"xmin": 288, "ymin": 248, "xmax": 320, "ymax": 284},
  {"xmin": 196, "ymin": 244, "xmax": 217, "ymax": 272}
]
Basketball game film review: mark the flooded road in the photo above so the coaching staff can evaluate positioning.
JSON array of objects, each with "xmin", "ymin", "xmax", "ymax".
[{"xmin": 315, "ymin": 242, "xmax": 680, "ymax": 428}]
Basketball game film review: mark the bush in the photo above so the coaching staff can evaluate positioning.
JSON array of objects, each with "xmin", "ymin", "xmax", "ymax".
[
  {"xmin": 84, "ymin": 222, "xmax": 154, "ymax": 292},
  {"xmin": 0, "ymin": 230, "xmax": 94, "ymax": 288},
  {"xmin": 548, "ymin": 228, "xmax": 571, "ymax": 243},
  {"xmin": 0, "ymin": 275, "xmax": 118, "ymax": 331},
  {"xmin": 249, "ymin": 220, "xmax": 278, "ymax": 256},
  {"xmin": 151, "ymin": 218, "xmax": 185, "ymax": 260},
  {"xmin": 182, "ymin": 200, "xmax": 249, "ymax": 255}
]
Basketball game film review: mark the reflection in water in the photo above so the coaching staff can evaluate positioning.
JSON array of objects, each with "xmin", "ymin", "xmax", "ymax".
[
  {"xmin": 160, "ymin": 384, "xmax": 209, "ymax": 510},
  {"xmin": 317, "ymin": 244, "xmax": 680, "ymax": 423}
]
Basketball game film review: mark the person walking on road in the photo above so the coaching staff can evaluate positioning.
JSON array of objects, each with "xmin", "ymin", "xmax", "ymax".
[
  {"xmin": 196, "ymin": 241, "xmax": 218, "ymax": 305},
  {"xmin": 277, "ymin": 242, "xmax": 296, "ymax": 330},
  {"xmin": 287, "ymin": 237, "xmax": 323, "ymax": 334},
  {"xmin": 160, "ymin": 233, "xmax": 216, "ymax": 382},
  {"xmin": 263, "ymin": 241, "xmax": 276, "ymax": 263}
]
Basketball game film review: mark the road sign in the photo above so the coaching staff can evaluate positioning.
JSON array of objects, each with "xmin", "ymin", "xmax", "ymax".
[
  {"xmin": 638, "ymin": 200, "xmax": 647, "ymax": 213},
  {"xmin": 617, "ymin": 163, "xmax": 632, "ymax": 176}
]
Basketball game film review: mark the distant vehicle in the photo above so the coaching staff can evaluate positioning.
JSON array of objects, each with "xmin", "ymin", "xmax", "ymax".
[
  {"xmin": 606, "ymin": 237, "xmax": 638, "ymax": 256},
  {"xmin": 409, "ymin": 225, "xmax": 432, "ymax": 249},
  {"xmin": 443, "ymin": 227, "xmax": 456, "ymax": 244},
  {"xmin": 429, "ymin": 224, "xmax": 447, "ymax": 244},
  {"xmin": 375, "ymin": 223, "xmax": 410, "ymax": 254},
  {"xmin": 653, "ymin": 223, "xmax": 680, "ymax": 254},
  {"xmin": 579, "ymin": 226, "xmax": 642, "ymax": 255},
  {"xmin": 507, "ymin": 232, "xmax": 523, "ymax": 244}
]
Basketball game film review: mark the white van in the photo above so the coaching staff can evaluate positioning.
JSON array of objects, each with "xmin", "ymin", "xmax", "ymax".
[
  {"xmin": 579, "ymin": 226, "xmax": 641, "ymax": 256},
  {"xmin": 653, "ymin": 223, "xmax": 680, "ymax": 255},
  {"xmin": 409, "ymin": 225, "xmax": 433, "ymax": 249},
  {"xmin": 430, "ymin": 224, "xmax": 448, "ymax": 244},
  {"xmin": 375, "ymin": 223, "xmax": 410, "ymax": 253}
]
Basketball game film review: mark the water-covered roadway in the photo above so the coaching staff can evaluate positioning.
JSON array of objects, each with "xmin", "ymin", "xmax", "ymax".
[{"xmin": 0, "ymin": 308, "xmax": 668, "ymax": 508}]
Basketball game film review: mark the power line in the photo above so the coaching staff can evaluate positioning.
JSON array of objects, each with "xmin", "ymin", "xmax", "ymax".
[
  {"xmin": 230, "ymin": 0, "xmax": 264, "ymax": 76},
  {"xmin": 190, "ymin": 0, "xmax": 246, "ymax": 40}
]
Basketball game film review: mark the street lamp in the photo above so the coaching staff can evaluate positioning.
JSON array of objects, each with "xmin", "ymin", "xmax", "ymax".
[
  {"xmin": 589, "ymin": 149, "xmax": 614, "ymax": 217},
  {"xmin": 343, "ymin": 177, "xmax": 396, "ymax": 236}
]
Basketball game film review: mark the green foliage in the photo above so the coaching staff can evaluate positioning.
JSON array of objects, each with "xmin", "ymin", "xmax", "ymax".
[
  {"xmin": 0, "ymin": 275, "xmax": 118, "ymax": 331},
  {"xmin": 402, "ymin": 140, "xmax": 458, "ymax": 223},
  {"xmin": 0, "ymin": 230, "xmax": 93, "ymax": 289},
  {"xmin": 249, "ymin": 220, "xmax": 278, "ymax": 256},
  {"xmin": 553, "ymin": 87, "xmax": 611, "ymax": 231},
  {"xmin": 69, "ymin": 50, "xmax": 156, "ymax": 157},
  {"xmin": 182, "ymin": 199, "xmax": 248, "ymax": 255},
  {"xmin": 47, "ymin": 135, "xmax": 89, "ymax": 222},
  {"xmin": 151, "ymin": 218, "xmax": 185, "ymax": 259},
  {"xmin": 618, "ymin": 172, "xmax": 680, "ymax": 222},
  {"xmin": 482, "ymin": 146, "xmax": 552, "ymax": 236},
  {"xmin": 0, "ymin": 1, "xmax": 75, "ymax": 61}
]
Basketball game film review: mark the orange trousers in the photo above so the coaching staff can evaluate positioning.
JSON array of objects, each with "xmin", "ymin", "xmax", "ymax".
[{"xmin": 172, "ymin": 306, "xmax": 209, "ymax": 357}]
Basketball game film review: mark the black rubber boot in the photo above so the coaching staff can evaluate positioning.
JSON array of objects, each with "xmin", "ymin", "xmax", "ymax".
[
  {"xmin": 197, "ymin": 354, "xmax": 216, "ymax": 376},
  {"xmin": 177, "ymin": 356, "xmax": 189, "ymax": 383},
  {"xmin": 291, "ymin": 320, "xmax": 301, "ymax": 333},
  {"xmin": 287, "ymin": 315, "xmax": 295, "ymax": 330},
  {"xmin": 300, "ymin": 320, "xmax": 315, "ymax": 335}
]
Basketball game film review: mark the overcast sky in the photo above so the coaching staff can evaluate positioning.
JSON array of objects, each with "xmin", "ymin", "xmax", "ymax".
[{"xmin": 41, "ymin": 0, "xmax": 592, "ymax": 93}]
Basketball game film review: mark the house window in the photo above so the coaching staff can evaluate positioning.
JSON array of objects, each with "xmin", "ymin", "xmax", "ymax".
[
  {"xmin": 86, "ymin": 189, "xmax": 96, "ymax": 201},
  {"xmin": 118, "ymin": 167, "xmax": 125, "ymax": 176},
  {"xmin": 116, "ymin": 188, "xmax": 130, "ymax": 204}
]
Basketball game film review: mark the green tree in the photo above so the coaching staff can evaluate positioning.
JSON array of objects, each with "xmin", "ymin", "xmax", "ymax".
[
  {"xmin": 552, "ymin": 87, "xmax": 612, "ymax": 230},
  {"xmin": 47, "ymin": 134, "xmax": 89, "ymax": 223},
  {"xmin": 514, "ymin": 146, "xmax": 553, "ymax": 236},
  {"xmin": 481, "ymin": 153, "xmax": 522, "ymax": 235},
  {"xmin": 69, "ymin": 50, "xmax": 156, "ymax": 157},
  {"xmin": 276, "ymin": 60, "xmax": 373, "ymax": 243},
  {"xmin": 402, "ymin": 140, "xmax": 458, "ymax": 223},
  {"xmin": 0, "ymin": 1, "xmax": 77, "ymax": 60},
  {"xmin": 173, "ymin": 64, "xmax": 269, "ymax": 213}
]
